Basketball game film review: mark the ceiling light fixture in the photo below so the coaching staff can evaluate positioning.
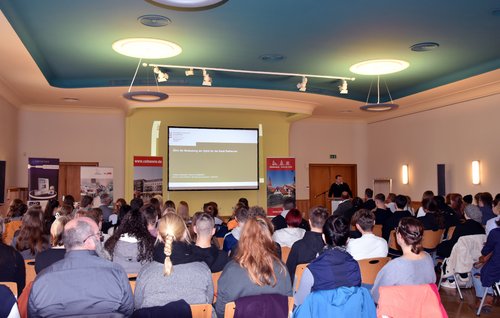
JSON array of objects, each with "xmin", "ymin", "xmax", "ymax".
[
  {"xmin": 360, "ymin": 76, "xmax": 399, "ymax": 112},
  {"xmin": 123, "ymin": 59, "xmax": 168, "ymax": 102},
  {"xmin": 112, "ymin": 38, "xmax": 182, "ymax": 59},
  {"xmin": 297, "ymin": 77, "xmax": 307, "ymax": 92},
  {"xmin": 202, "ymin": 69, "xmax": 212, "ymax": 86},
  {"xmin": 339, "ymin": 80, "xmax": 348, "ymax": 94},
  {"xmin": 350, "ymin": 59, "xmax": 409, "ymax": 75},
  {"xmin": 185, "ymin": 68, "xmax": 194, "ymax": 76},
  {"xmin": 153, "ymin": 66, "xmax": 169, "ymax": 82},
  {"xmin": 149, "ymin": 0, "xmax": 227, "ymax": 9}
]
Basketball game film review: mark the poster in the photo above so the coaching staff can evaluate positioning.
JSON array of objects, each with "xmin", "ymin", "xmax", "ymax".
[
  {"xmin": 133, "ymin": 156, "xmax": 163, "ymax": 201},
  {"xmin": 28, "ymin": 158, "xmax": 59, "ymax": 208},
  {"xmin": 266, "ymin": 158, "xmax": 296, "ymax": 216},
  {"xmin": 80, "ymin": 167, "xmax": 114, "ymax": 207}
]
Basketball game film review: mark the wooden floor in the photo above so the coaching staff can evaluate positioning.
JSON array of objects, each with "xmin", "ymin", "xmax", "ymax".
[{"xmin": 439, "ymin": 285, "xmax": 499, "ymax": 317}]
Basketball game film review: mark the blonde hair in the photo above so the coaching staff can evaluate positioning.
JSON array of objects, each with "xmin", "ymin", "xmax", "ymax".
[
  {"xmin": 50, "ymin": 216, "xmax": 70, "ymax": 247},
  {"xmin": 157, "ymin": 212, "xmax": 191, "ymax": 276}
]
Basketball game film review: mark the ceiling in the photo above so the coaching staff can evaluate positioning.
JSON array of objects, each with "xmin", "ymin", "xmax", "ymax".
[{"xmin": 0, "ymin": 0, "xmax": 499, "ymax": 120}]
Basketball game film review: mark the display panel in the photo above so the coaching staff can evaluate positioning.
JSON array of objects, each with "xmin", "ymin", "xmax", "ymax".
[{"xmin": 168, "ymin": 127, "xmax": 259, "ymax": 191}]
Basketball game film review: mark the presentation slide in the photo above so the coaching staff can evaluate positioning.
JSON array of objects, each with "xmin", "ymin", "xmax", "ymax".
[{"xmin": 168, "ymin": 127, "xmax": 259, "ymax": 190}]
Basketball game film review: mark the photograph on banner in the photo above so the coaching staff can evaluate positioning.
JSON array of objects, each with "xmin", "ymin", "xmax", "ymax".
[
  {"xmin": 133, "ymin": 156, "xmax": 163, "ymax": 202},
  {"xmin": 80, "ymin": 167, "xmax": 113, "ymax": 207},
  {"xmin": 28, "ymin": 158, "xmax": 59, "ymax": 209},
  {"xmin": 266, "ymin": 158, "xmax": 296, "ymax": 216}
]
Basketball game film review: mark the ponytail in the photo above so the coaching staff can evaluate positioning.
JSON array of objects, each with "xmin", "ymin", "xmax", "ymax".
[{"xmin": 163, "ymin": 234, "xmax": 174, "ymax": 276}]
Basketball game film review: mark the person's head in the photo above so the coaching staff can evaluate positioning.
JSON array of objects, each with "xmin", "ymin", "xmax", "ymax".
[
  {"xmin": 474, "ymin": 193, "xmax": 482, "ymax": 205},
  {"xmin": 80, "ymin": 195, "xmax": 93, "ymax": 209},
  {"xmin": 374, "ymin": 193, "xmax": 386, "ymax": 206},
  {"xmin": 351, "ymin": 197, "xmax": 364, "ymax": 211},
  {"xmin": 285, "ymin": 209, "xmax": 302, "ymax": 228},
  {"xmin": 235, "ymin": 206, "xmax": 249, "ymax": 225},
  {"xmin": 234, "ymin": 217, "xmax": 282, "ymax": 287},
  {"xmin": 203, "ymin": 201, "xmax": 219, "ymax": 218},
  {"xmin": 479, "ymin": 192, "xmax": 493, "ymax": 208},
  {"xmin": 193, "ymin": 213, "xmax": 215, "ymax": 240},
  {"xmin": 50, "ymin": 216, "xmax": 70, "ymax": 247},
  {"xmin": 352, "ymin": 209, "xmax": 375, "ymax": 233},
  {"xmin": 148, "ymin": 198, "xmax": 161, "ymax": 217},
  {"xmin": 395, "ymin": 195, "xmax": 408, "ymax": 209},
  {"xmin": 387, "ymin": 193, "xmax": 396, "ymax": 203},
  {"xmin": 164, "ymin": 200, "xmax": 176, "ymax": 210},
  {"xmin": 282, "ymin": 197, "xmax": 295, "ymax": 210},
  {"xmin": 340, "ymin": 191, "xmax": 350, "ymax": 200},
  {"xmin": 308, "ymin": 206, "xmax": 328, "ymax": 231},
  {"xmin": 114, "ymin": 198, "xmax": 127, "ymax": 212},
  {"xmin": 104, "ymin": 209, "xmax": 154, "ymax": 262},
  {"xmin": 157, "ymin": 212, "xmax": 191, "ymax": 276},
  {"xmin": 62, "ymin": 195, "xmax": 75, "ymax": 208},
  {"xmin": 99, "ymin": 193, "xmax": 112, "ymax": 206},
  {"xmin": 16, "ymin": 206, "xmax": 47, "ymax": 254},
  {"xmin": 396, "ymin": 217, "xmax": 424, "ymax": 255},
  {"xmin": 56, "ymin": 204, "xmax": 73, "ymax": 218},
  {"xmin": 177, "ymin": 201, "xmax": 190, "ymax": 222},
  {"xmin": 44, "ymin": 198, "xmax": 60, "ymax": 220},
  {"xmin": 248, "ymin": 206, "xmax": 267, "ymax": 219},
  {"xmin": 464, "ymin": 205, "xmax": 483, "ymax": 223},
  {"xmin": 86, "ymin": 208, "xmax": 104, "ymax": 229},
  {"xmin": 335, "ymin": 175, "xmax": 343, "ymax": 183},
  {"xmin": 422, "ymin": 197, "xmax": 439, "ymax": 213},
  {"xmin": 118, "ymin": 204, "xmax": 132, "ymax": 224},
  {"xmin": 63, "ymin": 217, "xmax": 101, "ymax": 251},
  {"xmin": 140, "ymin": 204, "xmax": 158, "ymax": 227},
  {"xmin": 238, "ymin": 198, "xmax": 249, "ymax": 209},
  {"xmin": 323, "ymin": 215, "xmax": 350, "ymax": 247},
  {"xmin": 421, "ymin": 190, "xmax": 434, "ymax": 201},
  {"xmin": 8, "ymin": 200, "xmax": 28, "ymax": 218},
  {"xmin": 449, "ymin": 193, "xmax": 464, "ymax": 212},
  {"xmin": 364, "ymin": 188, "xmax": 373, "ymax": 200},
  {"xmin": 463, "ymin": 194, "xmax": 473, "ymax": 205},
  {"xmin": 130, "ymin": 198, "xmax": 144, "ymax": 211}
]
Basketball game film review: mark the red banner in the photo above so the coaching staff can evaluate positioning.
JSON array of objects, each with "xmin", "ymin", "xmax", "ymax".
[
  {"xmin": 133, "ymin": 156, "xmax": 163, "ymax": 167},
  {"xmin": 266, "ymin": 158, "xmax": 296, "ymax": 216}
]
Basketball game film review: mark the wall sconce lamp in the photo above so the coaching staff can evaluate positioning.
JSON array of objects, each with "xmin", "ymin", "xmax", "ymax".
[
  {"xmin": 402, "ymin": 164, "xmax": 409, "ymax": 185},
  {"xmin": 472, "ymin": 160, "xmax": 480, "ymax": 185}
]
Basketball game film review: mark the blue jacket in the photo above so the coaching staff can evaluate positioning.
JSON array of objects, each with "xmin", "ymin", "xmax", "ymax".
[
  {"xmin": 481, "ymin": 228, "xmax": 500, "ymax": 287},
  {"xmin": 293, "ymin": 286, "xmax": 376, "ymax": 318}
]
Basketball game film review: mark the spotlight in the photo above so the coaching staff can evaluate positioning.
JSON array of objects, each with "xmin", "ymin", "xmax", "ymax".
[
  {"xmin": 185, "ymin": 68, "xmax": 194, "ymax": 76},
  {"xmin": 297, "ymin": 76, "xmax": 307, "ymax": 92},
  {"xmin": 157, "ymin": 71, "xmax": 169, "ymax": 82},
  {"xmin": 202, "ymin": 69, "xmax": 212, "ymax": 86},
  {"xmin": 339, "ymin": 80, "xmax": 348, "ymax": 94},
  {"xmin": 153, "ymin": 66, "xmax": 161, "ymax": 74}
]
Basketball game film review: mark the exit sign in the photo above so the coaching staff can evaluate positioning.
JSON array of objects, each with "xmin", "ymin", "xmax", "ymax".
[{"xmin": 330, "ymin": 154, "xmax": 337, "ymax": 159}]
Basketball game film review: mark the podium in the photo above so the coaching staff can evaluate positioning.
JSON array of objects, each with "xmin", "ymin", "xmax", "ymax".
[{"xmin": 329, "ymin": 198, "xmax": 342, "ymax": 213}]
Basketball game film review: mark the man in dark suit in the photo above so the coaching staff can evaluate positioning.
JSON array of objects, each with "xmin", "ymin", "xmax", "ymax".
[
  {"xmin": 328, "ymin": 175, "xmax": 352, "ymax": 198},
  {"xmin": 363, "ymin": 188, "xmax": 376, "ymax": 210},
  {"xmin": 382, "ymin": 195, "xmax": 413, "ymax": 241},
  {"xmin": 333, "ymin": 192, "xmax": 352, "ymax": 217},
  {"xmin": 373, "ymin": 193, "xmax": 393, "ymax": 225}
]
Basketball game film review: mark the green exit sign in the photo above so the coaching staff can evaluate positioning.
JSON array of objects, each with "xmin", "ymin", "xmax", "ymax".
[{"xmin": 330, "ymin": 154, "xmax": 337, "ymax": 159}]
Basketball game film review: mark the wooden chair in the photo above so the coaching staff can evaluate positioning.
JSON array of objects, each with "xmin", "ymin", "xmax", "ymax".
[
  {"xmin": 2, "ymin": 220, "xmax": 22, "ymax": 245},
  {"xmin": 0, "ymin": 281, "xmax": 18, "ymax": 297},
  {"xmin": 422, "ymin": 229, "xmax": 444, "ymax": 250},
  {"xmin": 224, "ymin": 296, "xmax": 294, "ymax": 318},
  {"xmin": 190, "ymin": 303, "xmax": 213, "ymax": 318},
  {"xmin": 293, "ymin": 263, "xmax": 309, "ymax": 293},
  {"xmin": 25, "ymin": 259, "xmax": 36, "ymax": 285},
  {"xmin": 357, "ymin": 257, "xmax": 391, "ymax": 285},
  {"xmin": 446, "ymin": 226, "xmax": 456, "ymax": 240},
  {"xmin": 217, "ymin": 237, "xmax": 224, "ymax": 250},
  {"xmin": 372, "ymin": 224, "xmax": 383, "ymax": 238},
  {"xmin": 212, "ymin": 271, "xmax": 222, "ymax": 303},
  {"xmin": 388, "ymin": 230, "xmax": 401, "ymax": 251},
  {"xmin": 281, "ymin": 246, "xmax": 291, "ymax": 263},
  {"xmin": 128, "ymin": 274, "xmax": 137, "ymax": 294}
]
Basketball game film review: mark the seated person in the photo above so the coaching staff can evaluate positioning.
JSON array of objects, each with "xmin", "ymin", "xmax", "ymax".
[
  {"xmin": 371, "ymin": 217, "xmax": 436, "ymax": 303},
  {"xmin": 28, "ymin": 217, "xmax": 134, "ymax": 317},
  {"xmin": 416, "ymin": 190, "xmax": 435, "ymax": 218},
  {"xmin": 373, "ymin": 193, "xmax": 392, "ymax": 225},
  {"xmin": 13, "ymin": 206, "xmax": 50, "ymax": 259},
  {"xmin": 286, "ymin": 206, "xmax": 328, "ymax": 283},
  {"xmin": 135, "ymin": 213, "xmax": 213, "ymax": 309},
  {"xmin": 140, "ymin": 203, "xmax": 159, "ymax": 238},
  {"xmin": 382, "ymin": 195, "xmax": 413, "ymax": 241},
  {"xmin": 294, "ymin": 215, "xmax": 361, "ymax": 306},
  {"xmin": 0, "ymin": 285, "xmax": 19, "ymax": 318},
  {"xmin": 272, "ymin": 197, "xmax": 310, "ymax": 232},
  {"xmin": 485, "ymin": 198, "xmax": 500, "ymax": 236},
  {"xmin": 417, "ymin": 197, "xmax": 445, "ymax": 231},
  {"xmin": 215, "ymin": 217, "xmax": 292, "ymax": 318},
  {"xmin": 104, "ymin": 209, "xmax": 155, "ymax": 274},
  {"xmin": 0, "ymin": 217, "xmax": 26, "ymax": 296},
  {"xmin": 192, "ymin": 212, "xmax": 229, "ymax": 272},
  {"xmin": 347, "ymin": 209, "xmax": 388, "ymax": 261},
  {"xmin": 35, "ymin": 216, "xmax": 70, "ymax": 273},
  {"xmin": 272, "ymin": 209, "xmax": 306, "ymax": 248},
  {"xmin": 223, "ymin": 206, "xmax": 249, "ymax": 253}
]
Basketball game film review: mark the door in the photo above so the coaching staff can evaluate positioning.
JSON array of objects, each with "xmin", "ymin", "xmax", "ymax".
[
  {"xmin": 309, "ymin": 164, "xmax": 357, "ymax": 212},
  {"xmin": 58, "ymin": 162, "xmax": 99, "ymax": 202}
]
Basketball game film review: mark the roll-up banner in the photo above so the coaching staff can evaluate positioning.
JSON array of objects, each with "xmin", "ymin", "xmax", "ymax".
[
  {"xmin": 266, "ymin": 158, "xmax": 296, "ymax": 216},
  {"xmin": 133, "ymin": 156, "xmax": 163, "ymax": 201},
  {"xmin": 28, "ymin": 158, "xmax": 60, "ymax": 209}
]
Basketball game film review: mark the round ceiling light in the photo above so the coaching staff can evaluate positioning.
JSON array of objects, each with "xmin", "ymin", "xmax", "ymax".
[
  {"xmin": 148, "ymin": 0, "xmax": 227, "ymax": 9},
  {"xmin": 112, "ymin": 38, "xmax": 182, "ymax": 59},
  {"xmin": 138, "ymin": 15, "xmax": 172, "ymax": 27},
  {"xmin": 350, "ymin": 59, "xmax": 409, "ymax": 75},
  {"xmin": 410, "ymin": 42, "xmax": 439, "ymax": 52},
  {"xmin": 360, "ymin": 103, "xmax": 399, "ymax": 112},
  {"xmin": 123, "ymin": 91, "xmax": 168, "ymax": 102}
]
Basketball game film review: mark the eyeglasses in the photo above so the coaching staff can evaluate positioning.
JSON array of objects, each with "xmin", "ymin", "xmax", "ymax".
[{"xmin": 82, "ymin": 231, "xmax": 102, "ymax": 244}]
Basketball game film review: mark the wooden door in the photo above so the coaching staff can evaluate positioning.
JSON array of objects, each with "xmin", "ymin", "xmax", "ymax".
[
  {"xmin": 309, "ymin": 164, "xmax": 357, "ymax": 212},
  {"xmin": 58, "ymin": 162, "xmax": 98, "ymax": 202}
]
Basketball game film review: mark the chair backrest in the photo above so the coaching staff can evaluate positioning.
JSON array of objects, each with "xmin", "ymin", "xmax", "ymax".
[
  {"xmin": 217, "ymin": 237, "xmax": 224, "ymax": 250},
  {"xmin": 190, "ymin": 303, "xmax": 213, "ymax": 318},
  {"xmin": 357, "ymin": 257, "xmax": 391, "ymax": 285},
  {"xmin": 25, "ymin": 259, "xmax": 36, "ymax": 285},
  {"xmin": 224, "ymin": 296, "xmax": 294, "ymax": 318},
  {"xmin": 293, "ymin": 263, "xmax": 309, "ymax": 293},
  {"xmin": 388, "ymin": 230, "xmax": 401, "ymax": 251},
  {"xmin": 281, "ymin": 246, "xmax": 291, "ymax": 263},
  {"xmin": 372, "ymin": 224, "xmax": 383, "ymax": 238},
  {"xmin": 0, "ymin": 281, "xmax": 18, "ymax": 297},
  {"xmin": 212, "ymin": 271, "xmax": 222, "ymax": 303},
  {"xmin": 422, "ymin": 229, "xmax": 444, "ymax": 250},
  {"xmin": 446, "ymin": 226, "xmax": 456, "ymax": 240},
  {"xmin": 2, "ymin": 220, "xmax": 22, "ymax": 246}
]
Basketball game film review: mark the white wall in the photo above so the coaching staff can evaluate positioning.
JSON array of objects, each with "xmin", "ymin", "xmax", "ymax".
[
  {"xmin": 0, "ymin": 96, "xmax": 18, "ymax": 201},
  {"xmin": 17, "ymin": 107, "xmax": 126, "ymax": 199},
  {"xmin": 367, "ymin": 93, "xmax": 500, "ymax": 199},
  {"xmin": 289, "ymin": 118, "xmax": 368, "ymax": 200}
]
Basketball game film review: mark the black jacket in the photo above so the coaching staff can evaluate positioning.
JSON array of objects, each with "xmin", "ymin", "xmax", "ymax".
[{"xmin": 286, "ymin": 231, "xmax": 324, "ymax": 284}]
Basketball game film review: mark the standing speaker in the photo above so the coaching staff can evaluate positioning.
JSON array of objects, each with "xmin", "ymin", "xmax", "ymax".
[
  {"xmin": 437, "ymin": 164, "xmax": 445, "ymax": 197},
  {"xmin": 0, "ymin": 161, "xmax": 5, "ymax": 203}
]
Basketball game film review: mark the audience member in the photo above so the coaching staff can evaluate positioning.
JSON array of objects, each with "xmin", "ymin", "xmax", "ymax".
[
  {"xmin": 130, "ymin": 197, "xmax": 144, "ymax": 212},
  {"xmin": 215, "ymin": 217, "xmax": 292, "ymax": 317},
  {"xmin": 28, "ymin": 217, "xmax": 134, "ymax": 317},
  {"xmin": 345, "ymin": 196, "xmax": 364, "ymax": 224},
  {"xmin": 286, "ymin": 206, "xmax": 328, "ymax": 282},
  {"xmin": 417, "ymin": 197, "xmax": 445, "ymax": 231},
  {"xmin": 227, "ymin": 202, "xmax": 245, "ymax": 231},
  {"xmin": 62, "ymin": 195, "xmax": 76, "ymax": 211},
  {"xmin": 99, "ymin": 193, "xmax": 114, "ymax": 222},
  {"xmin": 140, "ymin": 204, "xmax": 159, "ymax": 238},
  {"xmin": 192, "ymin": 212, "xmax": 229, "ymax": 272},
  {"xmin": 333, "ymin": 191, "xmax": 352, "ymax": 218},
  {"xmin": 104, "ymin": 209, "xmax": 155, "ymax": 274},
  {"xmin": 8, "ymin": 199, "xmax": 27, "ymax": 220},
  {"xmin": 0, "ymin": 217, "xmax": 25, "ymax": 296},
  {"xmin": 42, "ymin": 198, "xmax": 59, "ymax": 234},
  {"xmin": 436, "ymin": 195, "xmax": 460, "ymax": 229},
  {"xmin": 479, "ymin": 192, "xmax": 495, "ymax": 225},
  {"xmin": 416, "ymin": 190, "xmax": 435, "ymax": 217},
  {"xmin": 447, "ymin": 193, "xmax": 465, "ymax": 220},
  {"xmin": 371, "ymin": 217, "xmax": 436, "ymax": 303},
  {"xmin": 294, "ymin": 215, "xmax": 361, "ymax": 306},
  {"xmin": 55, "ymin": 204, "xmax": 73, "ymax": 218},
  {"xmin": 272, "ymin": 197, "xmax": 310, "ymax": 232},
  {"xmin": 382, "ymin": 195, "xmax": 413, "ymax": 241},
  {"xmin": 204, "ymin": 201, "xmax": 224, "ymax": 227},
  {"xmin": 177, "ymin": 200, "xmax": 190, "ymax": 223},
  {"xmin": 134, "ymin": 213, "xmax": 213, "ymax": 309},
  {"xmin": 80, "ymin": 195, "xmax": 94, "ymax": 211},
  {"xmin": 373, "ymin": 193, "xmax": 392, "ymax": 225},
  {"xmin": 347, "ymin": 209, "xmax": 388, "ymax": 260},
  {"xmin": 363, "ymin": 188, "xmax": 376, "ymax": 210},
  {"xmin": 147, "ymin": 197, "xmax": 161, "ymax": 217},
  {"xmin": 272, "ymin": 209, "xmax": 306, "ymax": 248},
  {"xmin": 485, "ymin": 198, "xmax": 500, "ymax": 235},
  {"xmin": 13, "ymin": 206, "xmax": 49, "ymax": 259},
  {"xmin": 385, "ymin": 193, "xmax": 397, "ymax": 212},
  {"xmin": 238, "ymin": 197, "xmax": 249, "ymax": 208},
  {"xmin": 248, "ymin": 205, "xmax": 267, "ymax": 218},
  {"xmin": 223, "ymin": 207, "xmax": 249, "ymax": 253},
  {"xmin": 35, "ymin": 216, "xmax": 70, "ymax": 274},
  {"xmin": 164, "ymin": 200, "xmax": 176, "ymax": 210},
  {"xmin": 405, "ymin": 195, "xmax": 415, "ymax": 216}
]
